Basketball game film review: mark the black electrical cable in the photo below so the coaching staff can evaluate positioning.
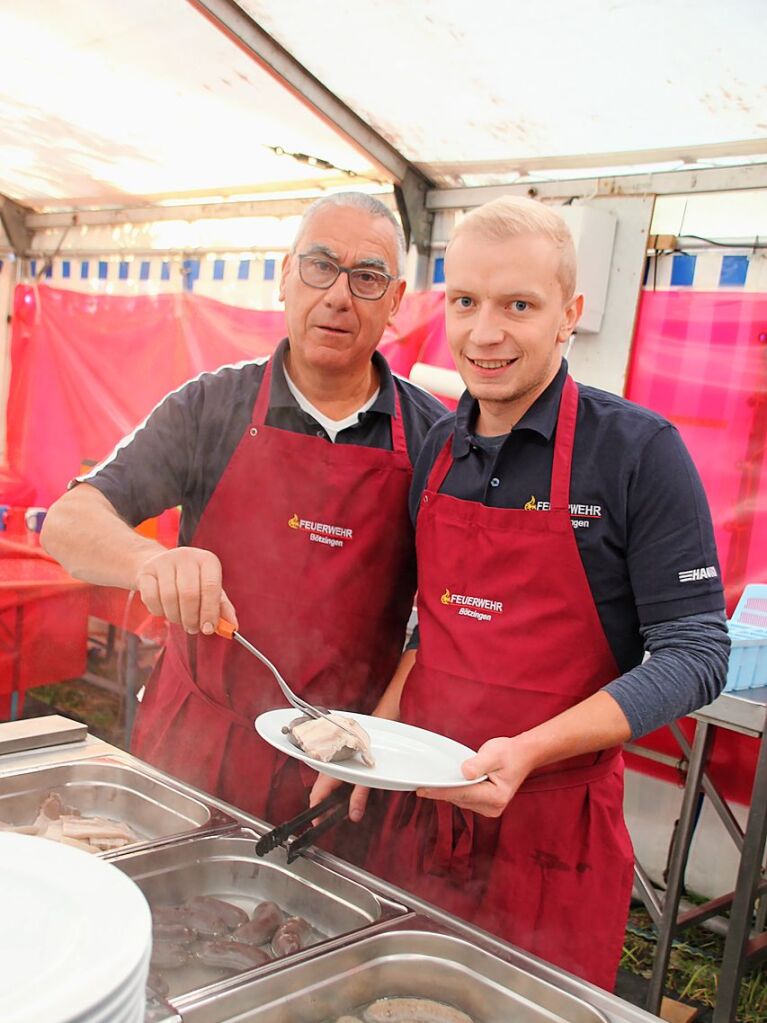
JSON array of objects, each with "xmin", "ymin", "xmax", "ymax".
[
  {"xmin": 677, "ymin": 233, "xmax": 767, "ymax": 250},
  {"xmin": 266, "ymin": 145, "xmax": 386, "ymax": 184}
]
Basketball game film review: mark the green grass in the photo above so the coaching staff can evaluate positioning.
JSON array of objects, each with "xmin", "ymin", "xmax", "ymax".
[
  {"xmin": 26, "ymin": 680, "xmax": 125, "ymax": 747},
  {"xmin": 622, "ymin": 906, "xmax": 767, "ymax": 1023}
]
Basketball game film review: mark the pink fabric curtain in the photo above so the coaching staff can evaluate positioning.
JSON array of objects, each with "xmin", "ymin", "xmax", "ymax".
[
  {"xmin": 627, "ymin": 290, "xmax": 767, "ymax": 613},
  {"xmin": 626, "ymin": 289, "xmax": 767, "ymax": 804},
  {"xmin": 5, "ymin": 285, "xmax": 445, "ymax": 506},
  {"xmin": 9, "ymin": 282, "xmax": 764, "ymax": 800}
]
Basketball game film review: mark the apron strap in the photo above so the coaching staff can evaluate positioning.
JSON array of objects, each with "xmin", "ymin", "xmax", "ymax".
[
  {"xmin": 520, "ymin": 746, "xmax": 622, "ymax": 793},
  {"xmin": 424, "ymin": 373, "xmax": 579, "ymax": 504},
  {"xmin": 252, "ymin": 355, "xmax": 408, "ymax": 458},
  {"xmin": 425, "ymin": 434, "xmax": 454, "ymax": 493},
  {"xmin": 390, "ymin": 384, "xmax": 408, "ymax": 456},
  {"xmin": 549, "ymin": 375, "xmax": 579, "ymax": 512},
  {"xmin": 251, "ymin": 357, "xmax": 273, "ymax": 427}
]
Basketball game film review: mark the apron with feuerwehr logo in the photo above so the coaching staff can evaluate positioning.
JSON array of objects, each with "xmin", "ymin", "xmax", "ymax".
[
  {"xmin": 132, "ymin": 357, "xmax": 415, "ymax": 848},
  {"xmin": 367, "ymin": 376, "xmax": 634, "ymax": 990}
]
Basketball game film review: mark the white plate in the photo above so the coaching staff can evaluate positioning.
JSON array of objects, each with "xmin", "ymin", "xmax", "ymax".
[
  {"xmin": 255, "ymin": 710, "xmax": 487, "ymax": 791},
  {"xmin": 0, "ymin": 833, "xmax": 151, "ymax": 1023},
  {"xmin": 83, "ymin": 949, "xmax": 149, "ymax": 1023}
]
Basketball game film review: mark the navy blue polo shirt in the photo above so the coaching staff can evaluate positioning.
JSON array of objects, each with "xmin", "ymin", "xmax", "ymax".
[
  {"xmin": 81, "ymin": 338, "xmax": 446, "ymax": 545},
  {"xmin": 410, "ymin": 360, "xmax": 725, "ymax": 675}
]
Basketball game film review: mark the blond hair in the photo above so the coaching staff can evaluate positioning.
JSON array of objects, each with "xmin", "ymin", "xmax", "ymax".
[{"xmin": 449, "ymin": 196, "xmax": 577, "ymax": 299}]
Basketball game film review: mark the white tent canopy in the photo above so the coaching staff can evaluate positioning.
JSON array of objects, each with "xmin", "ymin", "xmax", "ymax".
[
  {"xmin": 2, "ymin": 0, "xmax": 764, "ymax": 407},
  {"xmin": 0, "ymin": 0, "xmax": 765, "ymax": 218},
  {"xmin": 0, "ymin": 0, "xmax": 378, "ymax": 209},
  {"xmin": 243, "ymin": 0, "xmax": 767, "ymax": 183}
]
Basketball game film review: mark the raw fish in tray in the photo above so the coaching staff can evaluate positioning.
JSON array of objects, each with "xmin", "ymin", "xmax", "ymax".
[{"xmin": 0, "ymin": 790, "xmax": 140, "ymax": 852}]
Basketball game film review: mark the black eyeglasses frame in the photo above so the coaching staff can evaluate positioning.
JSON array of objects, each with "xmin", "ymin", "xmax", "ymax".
[{"xmin": 297, "ymin": 253, "xmax": 396, "ymax": 301}]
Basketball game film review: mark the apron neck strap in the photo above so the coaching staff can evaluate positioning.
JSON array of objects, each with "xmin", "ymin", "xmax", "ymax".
[
  {"xmin": 425, "ymin": 375, "xmax": 579, "ymax": 504},
  {"xmin": 251, "ymin": 358, "xmax": 273, "ymax": 426},
  {"xmin": 549, "ymin": 375, "xmax": 578, "ymax": 511},
  {"xmin": 251, "ymin": 354, "xmax": 409, "ymax": 456},
  {"xmin": 425, "ymin": 434, "xmax": 454, "ymax": 492},
  {"xmin": 389, "ymin": 384, "xmax": 408, "ymax": 455}
]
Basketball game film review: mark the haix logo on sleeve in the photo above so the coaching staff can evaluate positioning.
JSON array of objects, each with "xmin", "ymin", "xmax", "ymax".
[
  {"xmin": 440, "ymin": 587, "xmax": 504, "ymax": 623},
  {"xmin": 287, "ymin": 513, "xmax": 353, "ymax": 549},
  {"xmin": 523, "ymin": 495, "xmax": 602, "ymax": 529},
  {"xmin": 678, "ymin": 566, "xmax": 718, "ymax": 583}
]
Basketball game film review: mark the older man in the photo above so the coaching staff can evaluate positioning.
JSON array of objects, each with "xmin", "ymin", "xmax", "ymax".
[
  {"xmin": 314, "ymin": 195, "xmax": 729, "ymax": 988},
  {"xmin": 42, "ymin": 192, "xmax": 445, "ymax": 827}
]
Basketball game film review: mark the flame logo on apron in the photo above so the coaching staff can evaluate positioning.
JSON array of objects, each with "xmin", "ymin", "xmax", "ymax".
[
  {"xmin": 288, "ymin": 513, "xmax": 300, "ymax": 529},
  {"xmin": 441, "ymin": 588, "xmax": 452, "ymax": 605},
  {"xmin": 524, "ymin": 495, "xmax": 537, "ymax": 511}
]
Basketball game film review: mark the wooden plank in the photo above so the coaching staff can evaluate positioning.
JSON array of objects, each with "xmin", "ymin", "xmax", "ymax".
[
  {"xmin": 0, "ymin": 715, "xmax": 87, "ymax": 756},
  {"xmin": 660, "ymin": 997, "xmax": 699, "ymax": 1023}
]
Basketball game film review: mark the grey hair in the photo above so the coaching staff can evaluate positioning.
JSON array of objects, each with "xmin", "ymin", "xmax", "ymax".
[{"xmin": 292, "ymin": 192, "xmax": 407, "ymax": 277}]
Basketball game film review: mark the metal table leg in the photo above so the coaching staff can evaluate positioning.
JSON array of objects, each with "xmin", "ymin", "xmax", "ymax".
[
  {"xmin": 712, "ymin": 728, "xmax": 767, "ymax": 1023},
  {"xmin": 755, "ymin": 891, "xmax": 767, "ymax": 933},
  {"xmin": 633, "ymin": 860, "xmax": 664, "ymax": 928},
  {"xmin": 123, "ymin": 632, "xmax": 139, "ymax": 747},
  {"xmin": 646, "ymin": 720, "xmax": 716, "ymax": 1014},
  {"xmin": 669, "ymin": 721, "xmax": 745, "ymax": 851}
]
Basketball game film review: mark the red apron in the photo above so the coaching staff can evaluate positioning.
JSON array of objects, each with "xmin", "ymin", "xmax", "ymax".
[
  {"xmin": 367, "ymin": 376, "xmax": 634, "ymax": 990},
  {"xmin": 132, "ymin": 356, "xmax": 415, "ymax": 846}
]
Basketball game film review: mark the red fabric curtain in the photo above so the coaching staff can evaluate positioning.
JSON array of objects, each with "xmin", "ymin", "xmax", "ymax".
[
  {"xmin": 627, "ymin": 290, "xmax": 767, "ymax": 611},
  {"xmin": 0, "ymin": 284, "xmax": 445, "ymax": 710},
  {"xmin": 625, "ymin": 290, "xmax": 767, "ymax": 804},
  {"xmin": 5, "ymin": 285, "xmax": 445, "ymax": 506},
  {"xmin": 11, "ymin": 283, "xmax": 762, "ymax": 801}
]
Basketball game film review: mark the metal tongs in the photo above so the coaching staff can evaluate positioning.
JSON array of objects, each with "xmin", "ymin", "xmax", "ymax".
[
  {"xmin": 215, "ymin": 618, "xmax": 361, "ymax": 743},
  {"xmin": 255, "ymin": 783, "xmax": 351, "ymax": 863}
]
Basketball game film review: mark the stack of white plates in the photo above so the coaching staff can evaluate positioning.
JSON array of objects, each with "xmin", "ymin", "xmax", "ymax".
[{"xmin": 0, "ymin": 832, "xmax": 152, "ymax": 1023}]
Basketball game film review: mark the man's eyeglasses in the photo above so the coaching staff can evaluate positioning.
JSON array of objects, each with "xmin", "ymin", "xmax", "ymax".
[{"xmin": 297, "ymin": 254, "xmax": 395, "ymax": 301}]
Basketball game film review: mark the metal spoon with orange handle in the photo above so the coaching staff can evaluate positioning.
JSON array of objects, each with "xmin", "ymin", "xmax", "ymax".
[{"xmin": 215, "ymin": 618, "xmax": 361, "ymax": 742}]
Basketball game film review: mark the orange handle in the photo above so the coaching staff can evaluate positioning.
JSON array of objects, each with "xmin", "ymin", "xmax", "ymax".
[{"xmin": 215, "ymin": 617, "xmax": 237, "ymax": 640}]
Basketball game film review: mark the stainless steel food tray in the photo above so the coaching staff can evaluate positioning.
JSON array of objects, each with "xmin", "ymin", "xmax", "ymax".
[
  {"xmin": 111, "ymin": 829, "xmax": 408, "ymax": 1003},
  {"xmin": 0, "ymin": 756, "xmax": 235, "ymax": 851},
  {"xmin": 177, "ymin": 924, "xmax": 611, "ymax": 1023}
]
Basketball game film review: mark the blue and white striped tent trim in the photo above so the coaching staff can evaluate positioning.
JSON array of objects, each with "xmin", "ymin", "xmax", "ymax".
[
  {"xmin": 21, "ymin": 249, "xmax": 767, "ymax": 296},
  {"xmin": 643, "ymin": 251, "xmax": 767, "ymax": 291},
  {"xmin": 26, "ymin": 254, "xmax": 280, "ymax": 286},
  {"xmin": 22, "ymin": 253, "xmax": 287, "ymax": 309}
]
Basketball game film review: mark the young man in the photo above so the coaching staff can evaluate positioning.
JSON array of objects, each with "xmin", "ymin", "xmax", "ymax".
[
  {"xmin": 41, "ymin": 192, "xmax": 446, "ymax": 829},
  {"xmin": 314, "ymin": 195, "xmax": 729, "ymax": 988}
]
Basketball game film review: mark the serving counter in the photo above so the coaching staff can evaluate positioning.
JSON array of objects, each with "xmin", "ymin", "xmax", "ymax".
[{"xmin": 0, "ymin": 721, "xmax": 660, "ymax": 1023}]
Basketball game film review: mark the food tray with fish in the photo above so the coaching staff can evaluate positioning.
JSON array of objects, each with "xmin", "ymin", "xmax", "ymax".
[
  {"xmin": 174, "ymin": 925, "xmax": 611, "ymax": 1023},
  {"xmin": 0, "ymin": 756, "xmax": 235, "ymax": 854},
  {"xmin": 110, "ymin": 828, "xmax": 408, "ymax": 1003}
]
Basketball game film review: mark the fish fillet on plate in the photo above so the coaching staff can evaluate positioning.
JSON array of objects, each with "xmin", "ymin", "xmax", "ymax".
[{"xmin": 282, "ymin": 714, "xmax": 375, "ymax": 767}]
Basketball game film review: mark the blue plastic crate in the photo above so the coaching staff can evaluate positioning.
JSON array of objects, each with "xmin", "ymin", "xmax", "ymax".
[{"xmin": 724, "ymin": 621, "xmax": 767, "ymax": 692}]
